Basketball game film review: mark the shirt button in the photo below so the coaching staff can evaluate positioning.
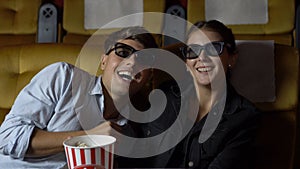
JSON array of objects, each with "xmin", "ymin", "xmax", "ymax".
[
  {"xmin": 213, "ymin": 112, "xmax": 217, "ymax": 115},
  {"xmin": 147, "ymin": 130, "xmax": 151, "ymax": 136},
  {"xmin": 188, "ymin": 161, "xmax": 194, "ymax": 167}
]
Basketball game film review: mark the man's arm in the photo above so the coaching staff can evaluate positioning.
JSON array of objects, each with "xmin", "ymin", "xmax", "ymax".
[
  {"xmin": 25, "ymin": 128, "xmax": 84, "ymax": 157},
  {"xmin": 26, "ymin": 121, "xmax": 114, "ymax": 157}
]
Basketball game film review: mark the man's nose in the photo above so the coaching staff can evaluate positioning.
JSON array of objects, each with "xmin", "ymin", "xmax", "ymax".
[{"xmin": 124, "ymin": 53, "xmax": 137, "ymax": 65}]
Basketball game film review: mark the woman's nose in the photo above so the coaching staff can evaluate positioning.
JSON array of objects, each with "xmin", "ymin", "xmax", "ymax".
[{"xmin": 196, "ymin": 50, "xmax": 209, "ymax": 61}]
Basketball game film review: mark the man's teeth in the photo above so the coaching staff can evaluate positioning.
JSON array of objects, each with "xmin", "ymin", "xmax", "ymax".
[
  {"xmin": 197, "ymin": 67, "xmax": 212, "ymax": 72},
  {"xmin": 118, "ymin": 71, "xmax": 134, "ymax": 81}
]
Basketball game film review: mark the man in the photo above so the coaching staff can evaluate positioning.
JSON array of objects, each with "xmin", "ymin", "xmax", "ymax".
[{"xmin": 0, "ymin": 26, "xmax": 158, "ymax": 168}]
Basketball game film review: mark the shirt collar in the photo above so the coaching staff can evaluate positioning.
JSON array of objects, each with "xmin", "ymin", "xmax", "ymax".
[{"xmin": 89, "ymin": 76, "xmax": 103, "ymax": 95}]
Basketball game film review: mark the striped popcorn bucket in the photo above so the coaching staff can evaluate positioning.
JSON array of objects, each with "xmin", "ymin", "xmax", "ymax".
[{"xmin": 63, "ymin": 135, "xmax": 116, "ymax": 169}]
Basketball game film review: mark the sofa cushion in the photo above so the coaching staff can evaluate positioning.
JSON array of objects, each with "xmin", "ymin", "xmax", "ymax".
[
  {"xmin": 62, "ymin": 0, "xmax": 165, "ymax": 45},
  {"xmin": 254, "ymin": 44, "xmax": 299, "ymax": 112},
  {"xmin": 0, "ymin": 0, "xmax": 42, "ymax": 46},
  {"xmin": 0, "ymin": 0, "xmax": 41, "ymax": 34},
  {"xmin": 187, "ymin": 0, "xmax": 295, "ymax": 45},
  {"xmin": 0, "ymin": 44, "xmax": 83, "ymax": 123},
  {"xmin": 187, "ymin": 0, "xmax": 295, "ymax": 34}
]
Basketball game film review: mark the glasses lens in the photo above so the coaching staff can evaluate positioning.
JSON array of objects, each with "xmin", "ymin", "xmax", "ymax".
[
  {"xmin": 205, "ymin": 42, "xmax": 224, "ymax": 56},
  {"xmin": 182, "ymin": 44, "xmax": 202, "ymax": 59},
  {"xmin": 114, "ymin": 44, "xmax": 135, "ymax": 58},
  {"xmin": 113, "ymin": 43, "xmax": 154, "ymax": 66},
  {"xmin": 135, "ymin": 52, "xmax": 155, "ymax": 66},
  {"xmin": 182, "ymin": 42, "xmax": 225, "ymax": 59}
]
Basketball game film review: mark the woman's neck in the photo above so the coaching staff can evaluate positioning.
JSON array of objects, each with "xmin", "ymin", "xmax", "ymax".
[
  {"xmin": 195, "ymin": 81, "xmax": 227, "ymax": 122},
  {"xmin": 196, "ymin": 85, "xmax": 212, "ymax": 121}
]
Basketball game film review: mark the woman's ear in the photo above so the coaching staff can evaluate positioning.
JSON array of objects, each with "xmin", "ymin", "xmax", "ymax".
[
  {"xmin": 229, "ymin": 52, "xmax": 238, "ymax": 68},
  {"xmin": 100, "ymin": 54, "xmax": 108, "ymax": 71}
]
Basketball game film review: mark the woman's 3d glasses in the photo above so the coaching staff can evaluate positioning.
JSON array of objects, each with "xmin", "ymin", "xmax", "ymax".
[
  {"xmin": 106, "ymin": 42, "xmax": 155, "ymax": 65},
  {"xmin": 180, "ymin": 41, "xmax": 227, "ymax": 59}
]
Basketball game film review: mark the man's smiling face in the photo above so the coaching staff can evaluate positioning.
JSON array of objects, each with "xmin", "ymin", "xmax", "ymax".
[{"xmin": 100, "ymin": 39, "xmax": 151, "ymax": 99}]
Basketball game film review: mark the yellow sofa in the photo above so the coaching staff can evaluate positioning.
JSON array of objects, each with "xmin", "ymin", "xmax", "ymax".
[
  {"xmin": 0, "ymin": 43, "xmax": 298, "ymax": 169},
  {"xmin": 252, "ymin": 45, "xmax": 298, "ymax": 169},
  {"xmin": 187, "ymin": 0, "xmax": 295, "ymax": 46},
  {"xmin": 0, "ymin": 44, "xmax": 83, "ymax": 123},
  {"xmin": 62, "ymin": 0, "xmax": 165, "ymax": 46},
  {"xmin": 0, "ymin": 0, "xmax": 42, "ymax": 46}
]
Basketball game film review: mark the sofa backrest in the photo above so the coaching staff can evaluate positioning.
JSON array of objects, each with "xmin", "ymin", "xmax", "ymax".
[
  {"xmin": 62, "ymin": 0, "xmax": 165, "ymax": 45},
  {"xmin": 0, "ymin": 0, "xmax": 42, "ymax": 46},
  {"xmin": 252, "ymin": 44, "xmax": 298, "ymax": 169},
  {"xmin": 0, "ymin": 44, "xmax": 83, "ymax": 123},
  {"xmin": 187, "ymin": 0, "xmax": 295, "ymax": 45}
]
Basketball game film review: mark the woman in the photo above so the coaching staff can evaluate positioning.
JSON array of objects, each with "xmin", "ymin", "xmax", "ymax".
[{"xmin": 140, "ymin": 20, "xmax": 261, "ymax": 169}]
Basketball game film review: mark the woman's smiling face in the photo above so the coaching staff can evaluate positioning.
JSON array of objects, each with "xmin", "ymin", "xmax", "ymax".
[{"xmin": 186, "ymin": 29, "xmax": 232, "ymax": 86}]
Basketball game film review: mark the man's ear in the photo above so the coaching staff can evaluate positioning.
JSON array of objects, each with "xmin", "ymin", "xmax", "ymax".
[{"xmin": 100, "ymin": 54, "xmax": 108, "ymax": 71}]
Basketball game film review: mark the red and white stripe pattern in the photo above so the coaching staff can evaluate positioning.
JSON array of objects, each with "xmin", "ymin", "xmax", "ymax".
[{"xmin": 65, "ymin": 144, "xmax": 114, "ymax": 169}]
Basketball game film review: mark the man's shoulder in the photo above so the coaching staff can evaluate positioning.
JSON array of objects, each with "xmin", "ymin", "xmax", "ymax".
[
  {"xmin": 29, "ymin": 62, "xmax": 72, "ymax": 81},
  {"xmin": 40, "ymin": 62, "xmax": 93, "ymax": 78},
  {"xmin": 45, "ymin": 62, "xmax": 75, "ymax": 71}
]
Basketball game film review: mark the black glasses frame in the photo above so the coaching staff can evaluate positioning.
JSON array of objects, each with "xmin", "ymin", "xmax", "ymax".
[
  {"xmin": 105, "ymin": 42, "xmax": 139, "ymax": 58},
  {"xmin": 105, "ymin": 42, "xmax": 155, "ymax": 66},
  {"xmin": 180, "ymin": 41, "xmax": 227, "ymax": 59}
]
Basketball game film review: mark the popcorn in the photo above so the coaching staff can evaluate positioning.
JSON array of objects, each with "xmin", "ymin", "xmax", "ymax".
[
  {"xmin": 64, "ymin": 135, "xmax": 116, "ymax": 169},
  {"xmin": 75, "ymin": 141, "xmax": 89, "ymax": 147}
]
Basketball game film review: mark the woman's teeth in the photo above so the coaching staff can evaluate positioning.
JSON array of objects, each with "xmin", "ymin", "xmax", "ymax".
[{"xmin": 197, "ymin": 67, "xmax": 212, "ymax": 72}]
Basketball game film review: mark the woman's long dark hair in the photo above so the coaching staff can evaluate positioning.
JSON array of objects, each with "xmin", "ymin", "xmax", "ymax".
[{"xmin": 187, "ymin": 20, "xmax": 237, "ymax": 54}]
